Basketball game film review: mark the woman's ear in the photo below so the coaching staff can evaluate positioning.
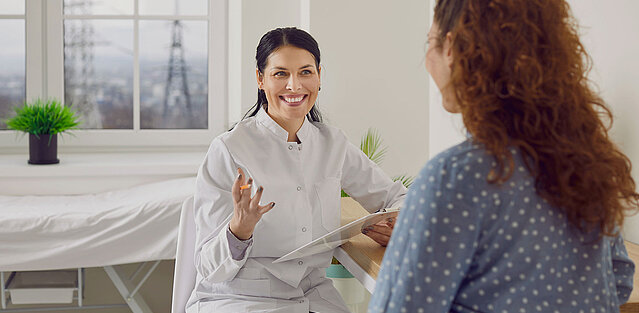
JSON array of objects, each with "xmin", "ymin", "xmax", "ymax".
[
  {"xmin": 444, "ymin": 32, "xmax": 454, "ymax": 68},
  {"xmin": 256, "ymin": 68, "xmax": 263, "ymax": 89}
]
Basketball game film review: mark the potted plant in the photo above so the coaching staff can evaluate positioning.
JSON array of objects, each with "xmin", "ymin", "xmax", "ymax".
[
  {"xmin": 5, "ymin": 99, "xmax": 80, "ymax": 165},
  {"xmin": 329, "ymin": 128, "xmax": 414, "ymax": 310},
  {"xmin": 341, "ymin": 127, "xmax": 414, "ymax": 197}
]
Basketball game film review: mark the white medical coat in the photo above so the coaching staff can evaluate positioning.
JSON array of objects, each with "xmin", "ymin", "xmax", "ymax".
[{"xmin": 187, "ymin": 108, "xmax": 407, "ymax": 312}]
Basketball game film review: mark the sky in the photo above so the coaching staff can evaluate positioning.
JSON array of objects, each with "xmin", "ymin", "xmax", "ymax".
[
  {"xmin": 0, "ymin": 0, "xmax": 208, "ymax": 75},
  {"xmin": 63, "ymin": 0, "xmax": 207, "ymax": 15},
  {"xmin": 0, "ymin": 0, "xmax": 207, "ymax": 15},
  {"xmin": 0, "ymin": 0, "xmax": 23, "ymax": 14},
  {"xmin": 0, "ymin": 19, "xmax": 25, "ymax": 74}
]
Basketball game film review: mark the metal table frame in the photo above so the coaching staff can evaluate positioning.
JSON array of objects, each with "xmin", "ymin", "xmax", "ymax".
[{"xmin": 1, "ymin": 261, "xmax": 162, "ymax": 313}]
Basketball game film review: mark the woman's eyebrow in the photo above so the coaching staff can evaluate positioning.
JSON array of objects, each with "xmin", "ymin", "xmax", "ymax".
[
  {"xmin": 271, "ymin": 66, "xmax": 288, "ymax": 71},
  {"xmin": 270, "ymin": 64, "xmax": 314, "ymax": 71}
]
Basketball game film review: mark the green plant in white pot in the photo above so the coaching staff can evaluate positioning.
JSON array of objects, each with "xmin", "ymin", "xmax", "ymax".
[{"xmin": 5, "ymin": 99, "xmax": 80, "ymax": 165}]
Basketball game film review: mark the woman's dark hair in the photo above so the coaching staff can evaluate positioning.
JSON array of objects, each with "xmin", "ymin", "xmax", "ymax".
[
  {"xmin": 239, "ymin": 27, "xmax": 322, "ymax": 124},
  {"xmin": 433, "ymin": 0, "xmax": 639, "ymax": 237}
]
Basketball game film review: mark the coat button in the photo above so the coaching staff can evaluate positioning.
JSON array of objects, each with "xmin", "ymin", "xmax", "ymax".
[
  {"xmin": 298, "ymin": 260, "xmax": 304, "ymax": 265},
  {"xmin": 298, "ymin": 146, "xmax": 302, "ymax": 151},
  {"xmin": 288, "ymin": 145, "xmax": 293, "ymax": 150},
  {"xmin": 302, "ymin": 227, "xmax": 307, "ymax": 232},
  {"xmin": 297, "ymin": 186, "xmax": 302, "ymax": 191}
]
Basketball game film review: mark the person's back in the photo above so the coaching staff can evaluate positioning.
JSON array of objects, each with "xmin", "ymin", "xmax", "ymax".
[
  {"xmin": 368, "ymin": 140, "xmax": 633, "ymax": 312},
  {"xmin": 370, "ymin": 0, "xmax": 638, "ymax": 311}
]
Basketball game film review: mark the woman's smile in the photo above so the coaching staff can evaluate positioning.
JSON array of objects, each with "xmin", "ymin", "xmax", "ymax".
[{"xmin": 279, "ymin": 94, "xmax": 308, "ymax": 107}]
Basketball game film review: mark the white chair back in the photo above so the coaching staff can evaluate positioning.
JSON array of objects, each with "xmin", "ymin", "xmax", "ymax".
[{"xmin": 171, "ymin": 196, "xmax": 197, "ymax": 313}]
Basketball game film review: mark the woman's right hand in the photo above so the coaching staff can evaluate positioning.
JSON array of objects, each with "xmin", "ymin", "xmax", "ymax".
[{"xmin": 229, "ymin": 167, "xmax": 275, "ymax": 240}]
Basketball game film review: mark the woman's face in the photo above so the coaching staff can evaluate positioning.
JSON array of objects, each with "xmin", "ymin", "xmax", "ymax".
[
  {"xmin": 257, "ymin": 45, "xmax": 321, "ymax": 125},
  {"xmin": 426, "ymin": 22, "xmax": 459, "ymax": 113}
]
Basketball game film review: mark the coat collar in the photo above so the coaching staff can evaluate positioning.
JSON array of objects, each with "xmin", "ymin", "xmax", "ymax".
[{"xmin": 255, "ymin": 107, "xmax": 315, "ymax": 143}]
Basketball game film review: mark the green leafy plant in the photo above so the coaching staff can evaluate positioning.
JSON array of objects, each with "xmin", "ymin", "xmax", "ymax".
[
  {"xmin": 334, "ymin": 128, "xmax": 415, "ymax": 265},
  {"xmin": 360, "ymin": 128, "xmax": 388, "ymax": 165},
  {"xmin": 392, "ymin": 174, "xmax": 415, "ymax": 188},
  {"xmin": 6, "ymin": 99, "xmax": 80, "ymax": 136},
  {"xmin": 341, "ymin": 128, "xmax": 414, "ymax": 197}
]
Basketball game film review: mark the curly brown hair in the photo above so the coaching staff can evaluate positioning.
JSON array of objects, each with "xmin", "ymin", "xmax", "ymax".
[{"xmin": 433, "ymin": 0, "xmax": 639, "ymax": 236}]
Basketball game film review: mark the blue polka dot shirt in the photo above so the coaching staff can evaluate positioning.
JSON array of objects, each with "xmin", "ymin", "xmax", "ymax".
[{"xmin": 369, "ymin": 140, "xmax": 635, "ymax": 313}]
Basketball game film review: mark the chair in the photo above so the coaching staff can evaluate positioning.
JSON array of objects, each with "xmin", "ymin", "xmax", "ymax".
[{"xmin": 171, "ymin": 196, "xmax": 197, "ymax": 313}]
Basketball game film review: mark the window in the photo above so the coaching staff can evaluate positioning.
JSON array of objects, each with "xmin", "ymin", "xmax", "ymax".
[
  {"xmin": 63, "ymin": 0, "xmax": 208, "ymax": 130},
  {"xmin": 0, "ymin": 0, "xmax": 228, "ymax": 149},
  {"xmin": 0, "ymin": 1, "xmax": 26, "ymax": 130}
]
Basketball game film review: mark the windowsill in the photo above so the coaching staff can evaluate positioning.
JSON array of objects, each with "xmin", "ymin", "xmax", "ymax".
[
  {"xmin": 0, "ymin": 151, "xmax": 205, "ymax": 177},
  {"xmin": 0, "ymin": 151, "xmax": 205, "ymax": 196}
]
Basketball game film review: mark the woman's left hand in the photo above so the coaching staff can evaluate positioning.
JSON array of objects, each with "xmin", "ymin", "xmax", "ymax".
[{"xmin": 362, "ymin": 212, "xmax": 398, "ymax": 247}]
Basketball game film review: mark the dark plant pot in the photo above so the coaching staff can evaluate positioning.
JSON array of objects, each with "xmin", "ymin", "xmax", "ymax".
[{"xmin": 28, "ymin": 134, "xmax": 60, "ymax": 165}]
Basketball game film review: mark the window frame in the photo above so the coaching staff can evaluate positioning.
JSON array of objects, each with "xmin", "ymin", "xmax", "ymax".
[{"xmin": 0, "ymin": 0, "xmax": 229, "ymax": 150}]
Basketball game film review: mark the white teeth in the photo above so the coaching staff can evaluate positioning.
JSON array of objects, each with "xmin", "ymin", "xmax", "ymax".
[{"xmin": 283, "ymin": 96, "xmax": 304, "ymax": 103}]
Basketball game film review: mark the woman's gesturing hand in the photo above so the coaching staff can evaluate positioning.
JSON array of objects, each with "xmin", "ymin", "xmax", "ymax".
[{"xmin": 229, "ymin": 168, "xmax": 275, "ymax": 240}]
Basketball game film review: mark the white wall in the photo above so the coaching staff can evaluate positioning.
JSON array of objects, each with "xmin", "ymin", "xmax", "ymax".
[
  {"xmin": 239, "ymin": 0, "xmax": 301, "ymax": 119},
  {"xmin": 568, "ymin": 0, "xmax": 639, "ymax": 243},
  {"xmin": 310, "ymin": 0, "xmax": 430, "ymax": 179}
]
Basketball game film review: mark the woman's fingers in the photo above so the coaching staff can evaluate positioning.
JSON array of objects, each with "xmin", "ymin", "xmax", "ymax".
[
  {"xmin": 232, "ymin": 168, "xmax": 244, "ymax": 202},
  {"xmin": 365, "ymin": 223, "xmax": 394, "ymax": 237},
  {"xmin": 251, "ymin": 186, "xmax": 275, "ymax": 215},
  {"xmin": 239, "ymin": 177, "xmax": 253, "ymax": 206},
  {"xmin": 362, "ymin": 223, "xmax": 395, "ymax": 247},
  {"xmin": 258, "ymin": 202, "xmax": 276, "ymax": 215},
  {"xmin": 250, "ymin": 186, "xmax": 264, "ymax": 209},
  {"xmin": 363, "ymin": 229, "xmax": 392, "ymax": 247},
  {"xmin": 234, "ymin": 175, "xmax": 273, "ymax": 215},
  {"xmin": 385, "ymin": 212, "xmax": 399, "ymax": 228}
]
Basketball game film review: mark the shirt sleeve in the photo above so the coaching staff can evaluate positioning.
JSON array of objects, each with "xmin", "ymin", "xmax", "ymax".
[
  {"xmin": 193, "ymin": 137, "xmax": 253, "ymax": 283},
  {"xmin": 611, "ymin": 235, "xmax": 635, "ymax": 304},
  {"xmin": 368, "ymin": 158, "xmax": 481, "ymax": 313},
  {"xmin": 340, "ymin": 136, "xmax": 407, "ymax": 212},
  {"xmin": 226, "ymin": 226, "xmax": 253, "ymax": 261}
]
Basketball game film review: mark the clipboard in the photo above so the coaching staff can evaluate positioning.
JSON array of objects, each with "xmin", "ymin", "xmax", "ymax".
[{"xmin": 272, "ymin": 209, "xmax": 398, "ymax": 263}]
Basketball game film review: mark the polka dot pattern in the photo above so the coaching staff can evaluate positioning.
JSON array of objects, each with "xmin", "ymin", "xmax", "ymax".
[{"xmin": 368, "ymin": 140, "xmax": 635, "ymax": 313}]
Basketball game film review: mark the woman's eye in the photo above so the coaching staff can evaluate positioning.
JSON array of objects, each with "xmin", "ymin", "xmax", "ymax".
[
  {"xmin": 301, "ymin": 70, "xmax": 312, "ymax": 75},
  {"xmin": 274, "ymin": 71, "xmax": 287, "ymax": 77}
]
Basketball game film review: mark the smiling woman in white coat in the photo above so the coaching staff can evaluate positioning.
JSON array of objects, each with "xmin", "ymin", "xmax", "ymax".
[{"xmin": 186, "ymin": 27, "xmax": 407, "ymax": 313}]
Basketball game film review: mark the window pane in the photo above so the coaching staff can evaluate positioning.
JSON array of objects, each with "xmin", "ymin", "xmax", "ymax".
[
  {"xmin": 0, "ymin": 19, "xmax": 25, "ymax": 130},
  {"xmin": 64, "ymin": 0, "xmax": 133, "ymax": 15},
  {"xmin": 64, "ymin": 19, "xmax": 134, "ymax": 129},
  {"xmin": 139, "ymin": 0, "xmax": 207, "ymax": 16},
  {"xmin": 0, "ymin": 0, "xmax": 24, "ymax": 15},
  {"xmin": 139, "ymin": 20, "xmax": 207, "ymax": 129}
]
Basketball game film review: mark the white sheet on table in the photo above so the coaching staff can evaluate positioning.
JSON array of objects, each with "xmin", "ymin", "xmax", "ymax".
[{"xmin": 0, "ymin": 177, "xmax": 195, "ymax": 271}]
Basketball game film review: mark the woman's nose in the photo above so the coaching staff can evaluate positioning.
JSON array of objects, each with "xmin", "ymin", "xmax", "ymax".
[{"xmin": 286, "ymin": 75, "xmax": 302, "ymax": 91}]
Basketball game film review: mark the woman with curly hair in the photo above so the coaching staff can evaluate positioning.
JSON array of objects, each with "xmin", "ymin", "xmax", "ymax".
[{"xmin": 369, "ymin": 0, "xmax": 638, "ymax": 312}]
